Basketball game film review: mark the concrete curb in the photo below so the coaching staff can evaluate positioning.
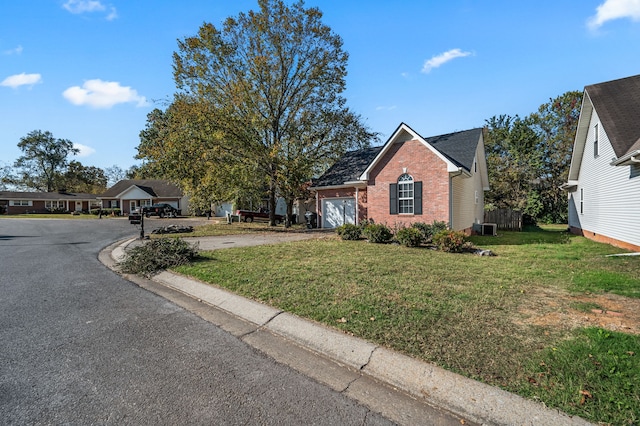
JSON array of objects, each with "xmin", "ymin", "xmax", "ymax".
[{"xmin": 106, "ymin": 238, "xmax": 593, "ymax": 426}]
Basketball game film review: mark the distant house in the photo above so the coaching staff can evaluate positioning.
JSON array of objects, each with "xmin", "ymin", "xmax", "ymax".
[
  {"xmin": 98, "ymin": 179, "xmax": 188, "ymax": 215},
  {"xmin": 563, "ymin": 74, "xmax": 640, "ymax": 251},
  {"xmin": 0, "ymin": 190, "xmax": 99, "ymax": 215},
  {"xmin": 310, "ymin": 123, "xmax": 489, "ymax": 231}
]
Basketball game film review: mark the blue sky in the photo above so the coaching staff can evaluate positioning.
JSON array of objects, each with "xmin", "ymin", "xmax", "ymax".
[{"xmin": 2, "ymin": 0, "xmax": 640, "ymax": 173}]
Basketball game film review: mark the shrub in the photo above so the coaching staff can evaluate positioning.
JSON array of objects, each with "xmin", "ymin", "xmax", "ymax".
[
  {"xmin": 362, "ymin": 223, "xmax": 393, "ymax": 243},
  {"xmin": 411, "ymin": 222, "xmax": 431, "ymax": 243},
  {"xmin": 395, "ymin": 227, "xmax": 423, "ymax": 247},
  {"xmin": 412, "ymin": 220, "xmax": 449, "ymax": 243},
  {"xmin": 118, "ymin": 237, "xmax": 199, "ymax": 276},
  {"xmin": 433, "ymin": 230, "xmax": 468, "ymax": 253},
  {"xmin": 335, "ymin": 223, "xmax": 362, "ymax": 240}
]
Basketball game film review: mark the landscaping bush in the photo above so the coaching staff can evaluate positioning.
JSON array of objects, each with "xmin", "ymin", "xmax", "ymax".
[
  {"xmin": 94, "ymin": 208, "xmax": 121, "ymax": 216},
  {"xmin": 395, "ymin": 227, "xmax": 423, "ymax": 247},
  {"xmin": 411, "ymin": 220, "xmax": 449, "ymax": 243},
  {"xmin": 118, "ymin": 237, "xmax": 199, "ymax": 276},
  {"xmin": 433, "ymin": 230, "xmax": 468, "ymax": 253},
  {"xmin": 335, "ymin": 223, "xmax": 362, "ymax": 240},
  {"xmin": 362, "ymin": 223, "xmax": 393, "ymax": 243}
]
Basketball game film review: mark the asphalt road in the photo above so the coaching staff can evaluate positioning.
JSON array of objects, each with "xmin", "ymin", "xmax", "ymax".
[{"xmin": 0, "ymin": 218, "xmax": 394, "ymax": 425}]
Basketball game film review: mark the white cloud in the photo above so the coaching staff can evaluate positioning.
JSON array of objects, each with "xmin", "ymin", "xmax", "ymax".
[
  {"xmin": 421, "ymin": 48, "xmax": 472, "ymax": 73},
  {"xmin": 588, "ymin": 0, "xmax": 640, "ymax": 30},
  {"xmin": 63, "ymin": 0, "xmax": 105, "ymax": 13},
  {"xmin": 1, "ymin": 72, "xmax": 42, "ymax": 88},
  {"xmin": 74, "ymin": 143, "xmax": 96, "ymax": 157},
  {"xmin": 4, "ymin": 45, "xmax": 23, "ymax": 55},
  {"xmin": 375, "ymin": 105, "xmax": 397, "ymax": 111},
  {"xmin": 106, "ymin": 6, "xmax": 118, "ymax": 21},
  {"xmin": 63, "ymin": 0, "xmax": 118, "ymax": 20},
  {"xmin": 63, "ymin": 79, "xmax": 149, "ymax": 108}
]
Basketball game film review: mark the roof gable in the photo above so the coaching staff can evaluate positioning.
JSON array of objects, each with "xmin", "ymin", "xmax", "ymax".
[
  {"xmin": 100, "ymin": 179, "xmax": 182, "ymax": 199},
  {"xmin": 312, "ymin": 123, "xmax": 484, "ymax": 188},
  {"xmin": 360, "ymin": 123, "xmax": 482, "ymax": 180},
  {"xmin": 586, "ymin": 74, "xmax": 640, "ymax": 158},
  {"xmin": 568, "ymin": 74, "xmax": 640, "ymax": 181}
]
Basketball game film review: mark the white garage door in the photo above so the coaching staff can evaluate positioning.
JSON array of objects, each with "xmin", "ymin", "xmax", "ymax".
[{"xmin": 322, "ymin": 198, "xmax": 355, "ymax": 228}]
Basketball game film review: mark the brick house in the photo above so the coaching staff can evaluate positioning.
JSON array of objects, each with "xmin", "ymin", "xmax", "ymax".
[
  {"xmin": 310, "ymin": 123, "xmax": 489, "ymax": 231},
  {"xmin": 0, "ymin": 190, "xmax": 99, "ymax": 214}
]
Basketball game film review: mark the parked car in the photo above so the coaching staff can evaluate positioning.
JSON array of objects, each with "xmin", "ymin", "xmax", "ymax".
[
  {"xmin": 142, "ymin": 203, "xmax": 178, "ymax": 218},
  {"xmin": 236, "ymin": 208, "xmax": 284, "ymax": 224}
]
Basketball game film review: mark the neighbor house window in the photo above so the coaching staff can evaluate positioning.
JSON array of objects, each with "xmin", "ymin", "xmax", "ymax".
[
  {"xmin": 45, "ymin": 200, "xmax": 66, "ymax": 209},
  {"xmin": 594, "ymin": 124, "xmax": 599, "ymax": 157},
  {"xmin": 389, "ymin": 174, "xmax": 422, "ymax": 215},
  {"xmin": 580, "ymin": 188, "xmax": 584, "ymax": 214},
  {"xmin": 110, "ymin": 200, "xmax": 118, "ymax": 208},
  {"xmin": 10, "ymin": 200, "xmax": 32, "ymax": 206},
  {"xmin": 398, "ymin": 174, "xmax": 414, "ymax": 214}
]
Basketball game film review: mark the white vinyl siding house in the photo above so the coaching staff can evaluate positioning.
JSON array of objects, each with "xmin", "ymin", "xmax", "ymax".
[
  {"xmin": 451, "ymin": 141, "xmax": 488, "ymax": 231},
  {"xmin": 565, "ymin": 74, "xmax": 640, "ymax": 251},
  {"xmin": 567, "ymin": 110, "xmax": 638, "ymax": 243}
]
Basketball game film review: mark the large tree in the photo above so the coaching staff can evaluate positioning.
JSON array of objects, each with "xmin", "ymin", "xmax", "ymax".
[
  {"xmin": 528, "ymin": 91, "xmax": 583, "ymax": 223},
  {"xmin": 160, "ymin": 0, "xmax": 376, "ymax": 225},
  {"xmin": 484, "ymin": 90, "xmax": 583, "ymax": 224},
  {"xmin": 62, "ymin": 160, "xmax": 108, "ymax": 193},
  {"xmin": 12, "ymin": 130, "xmax": 79, "ymax": 192},
  {"xmin": 484, "ymin": 115, "xmax": 541, "ymax": 216}
]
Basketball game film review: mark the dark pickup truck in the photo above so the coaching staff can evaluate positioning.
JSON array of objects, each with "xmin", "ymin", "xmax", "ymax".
[
  {"xmin": 143, "ymin": 203, "xmax": 178, "ymax": 218},
  {"xmin": 236, "ymin": 209, "xmax": 284, "ymax": 224}
]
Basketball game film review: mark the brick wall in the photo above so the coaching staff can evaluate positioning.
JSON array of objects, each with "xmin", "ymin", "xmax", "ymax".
[{"xmin": 366, "ymin": 139, "xmax": 450, "ymax": 226}]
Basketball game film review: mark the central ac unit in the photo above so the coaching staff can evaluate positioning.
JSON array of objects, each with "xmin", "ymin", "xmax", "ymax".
[{"xmin": 481, "ymin": 223, "xmax": 497, "ymax": 236}]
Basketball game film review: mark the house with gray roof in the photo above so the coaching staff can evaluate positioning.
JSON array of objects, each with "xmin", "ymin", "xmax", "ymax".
[
  {"xmin": 98, "ymin": 179, "xmax": 188, "ymax": 215},
  {"xmin": 310, "ymin": 123, "xmax": 489, "ymax": 231},
  {"xmin": 563, "ymin": 74, "xmax": 640, "ymax": 251}
]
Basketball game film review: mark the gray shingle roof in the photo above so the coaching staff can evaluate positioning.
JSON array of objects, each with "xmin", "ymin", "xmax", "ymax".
[
  {"xmin": 312, "ymin": 126, "xmax": 481, "ymax": 188},
  {"xmin": 312, "ymin": 146, "xmax": 383, "ymax": 187},
  {"xmin": 99, "ymin": 179, "xmax": 183, "ymax": 198},
  {"xmin": 586, "ymin": 74, "xmax": 640, "ymax": 157},
  {"xmin": 0, "ymin": 191, "xmax": 97, "ymax": 200},
  {"xmin": 423, "ymin": 127, "xmax": 482, "ymax": 172}
]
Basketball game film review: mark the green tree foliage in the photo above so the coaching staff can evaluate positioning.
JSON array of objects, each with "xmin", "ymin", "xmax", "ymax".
[
  {"xmin": 529, "ymin": 91, "xmax": 583, "ymax": 223},
  {"xmin": 62, "ymin": 160, "xmax": 107, "ymax": 193},
  {"xmin": 484, "ymin": 115, "xmax": 541, "ymax": 215},
  {"xmin": 149, "ymin": 0, "xmax": 376, "ymax": 225},
  {"xmin": 12, "ymin": 130, "xmax": 79, "ymax": 192},
  {"xmin": 484, "ymin": 90, "xmax": 582, "ymax": 224}
]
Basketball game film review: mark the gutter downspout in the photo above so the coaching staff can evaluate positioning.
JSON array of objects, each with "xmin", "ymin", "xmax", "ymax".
[
  {"xmin": 449, "ymin": 168, "xmax": 464, "ymax": 229},
  {"xmin": 355, "ymin": 187, "xmax": 359, "ymax": 225},
  {"xmin": 315, "ymin": 191, "xmax": 319, "ymax": 229}
]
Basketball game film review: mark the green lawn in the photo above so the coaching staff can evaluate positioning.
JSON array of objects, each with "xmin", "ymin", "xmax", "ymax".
[{"xmin": 174, "ymin": 225, "xmax": 639, "ymax": 425}]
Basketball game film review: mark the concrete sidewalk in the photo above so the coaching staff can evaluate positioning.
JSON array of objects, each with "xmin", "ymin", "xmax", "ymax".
[{"xmin": 104, "ymin": 235, "xmax": 593, "ymax": 426}]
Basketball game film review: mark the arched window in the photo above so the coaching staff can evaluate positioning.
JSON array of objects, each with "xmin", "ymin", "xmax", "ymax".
[{"xmin": 398, "ymin": 173, "xmax": 414, "ymax": 214}]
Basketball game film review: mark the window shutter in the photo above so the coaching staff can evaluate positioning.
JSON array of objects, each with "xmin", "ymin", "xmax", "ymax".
[
  {"xmin": 389, "ymin": 183, "xmax": 398, "ymax": 215},
  {"xmin": 414, "ymin": 181, "xmax": 422, "ymax": 215}
]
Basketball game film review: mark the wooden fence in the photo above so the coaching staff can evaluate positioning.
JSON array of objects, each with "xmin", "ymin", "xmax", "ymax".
[{"xmin": 484, "ymin": 209, "xmax": 523, "ymax": 231}]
